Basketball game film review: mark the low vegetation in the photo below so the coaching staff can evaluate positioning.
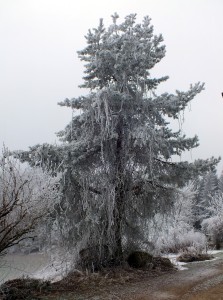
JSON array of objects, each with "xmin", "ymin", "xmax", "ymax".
[
  {"xmin": 0, "ymin": 253, "xmax": 175, "ymax": 299},
  {"xmin": 177, "ymin": 252, "xmax": 213, "ymax": 263},
  {"xmin": 0, "ymin": 278, "xmax": 50, "ymax": 300}
]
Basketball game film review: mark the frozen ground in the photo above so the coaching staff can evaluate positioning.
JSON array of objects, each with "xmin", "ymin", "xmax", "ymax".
[
  {"xmin": 2, "ymin": 251, "xmax": 223, "ymax": 299},
  {"xmin": 1, "ymin": 251, "xmax": 223, "ymax": 283},
  {"xmin": 164, "ymin": 253, "xmax": 188, "ymax": 270},
  {"xmin": 164, "ymin": 250, "xmax": 223, "ymax": 271},
  {"xmin": 0, "ymin": 252, "xmax": 64, "ymax": 284},
  {"xmin": 0, "ymin": 252, "xmax": 187, "ymax": 284}
]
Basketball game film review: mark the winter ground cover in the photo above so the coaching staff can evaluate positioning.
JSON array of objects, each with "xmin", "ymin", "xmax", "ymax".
[
  {"xmin": 0, "ymin": 253, "xmax": 49, "ymax": 284},
  {"xmin": 2, "ymin": 250, "xmax": 222, "ymax": 284},
  {"xmin": 2, "ymin": 251, "xmax": 223, "ymax": 299}
]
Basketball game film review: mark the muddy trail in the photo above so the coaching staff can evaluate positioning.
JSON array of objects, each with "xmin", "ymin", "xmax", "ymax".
[
  {"xmin": 127, "ymin": 251, "xmax": 223, "ymax": 300},
  {"xmin": 42, "ymin": 251, "xmax": 223, "ymax": 300}
]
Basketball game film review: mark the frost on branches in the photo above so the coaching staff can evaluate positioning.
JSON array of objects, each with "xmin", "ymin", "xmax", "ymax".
[
  {"xmin": 17, "ymin": 14, "xmax": 219, "ymax": 268},
  {"xmin": 198, "ymin": 171, "xmax": 223, "ymax": 249},
  {"xmin": 0, "ymin": 148, "xmax": 60, "ymax": 255},
  {"xmin": 148, "ymin": 183, "xmax": 207, "ymax": 254}
]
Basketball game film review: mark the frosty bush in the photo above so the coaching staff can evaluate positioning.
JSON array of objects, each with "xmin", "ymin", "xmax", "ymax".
[
  {"xmin": 156, "ymin": 229, "xmax": 207, "ymax": 254},
  {"xmin": 201, "ymin": 191, "xmax": 223, "ymax": 249},
  {"xmin": 0, "ymin": 148, "xmax": 60, "ymax": 255},
  {"xmin": 147, "ymin": 184, "xmax": 207, "ymax": 254},
  {"xmin": 202, "ymin": 216, "xmax": 223, "ymax": 249}
]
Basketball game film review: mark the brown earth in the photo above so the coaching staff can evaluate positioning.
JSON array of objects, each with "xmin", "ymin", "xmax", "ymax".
[
  {"xmin": 2, "ymin": 252, "xmax": 223, "ymax": 299},
  {"xmin": 39, "ymin": 251, "xmax": 223, "ymax": 300}
]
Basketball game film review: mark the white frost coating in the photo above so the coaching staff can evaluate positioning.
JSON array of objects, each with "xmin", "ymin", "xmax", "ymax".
[
  {"xmin": 0, "ymin": 149, "xmax": 61, "ymax": 256},
  {"xmin": 17, "ymin": 14, "xmax": 217, "ymax": 269},
  {"xmin": 146, "ymin": 183, "xmax": 207, "ymax": 254},
  {"xmin": 164, "ymin": 254, "xmax": 188, "ymax": 271},
  {"xmin": 33, "ymin": 252, "xmax": 72, "ymax": 282}
]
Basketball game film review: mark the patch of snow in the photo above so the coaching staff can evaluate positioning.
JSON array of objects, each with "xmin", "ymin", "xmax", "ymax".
[
  {"xmin": 33, "ymin": 264, "xmax": 63, "ymax": 282},
  {"xmin": 162, "ymin": 250, "xmax": 223, "ymax": 270},
  {"xmin": 163, "ymin": 254, "xmax": 188, "ymax": 270},
  {"xmin": 0, "ymin": 252, "xmax": 72, "ymax": 284},
  {"xmin": 207, "ymin": 250, "xmax": 223, "ymax": 255},
  {"xmin": 33, "ymin": 257, "xmax": 72, "ymax": 282}
]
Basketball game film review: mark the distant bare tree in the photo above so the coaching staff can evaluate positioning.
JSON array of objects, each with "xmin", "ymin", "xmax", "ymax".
[{"xmin": 0, "ymin": 148, "xmax": 59, "ymax": 255}]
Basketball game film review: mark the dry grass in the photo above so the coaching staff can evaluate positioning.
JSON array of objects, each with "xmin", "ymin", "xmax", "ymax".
[
  {"xmin": 0, "ymin": 257, "xmax": 175, "ymax": 299},
  {"xmin": 51, "ymin": 266, "xmax": 164, "ymax": 291},
  {"xmin": 177, "ymin": 253, "xmax": 214, "ymax": 263},
  {"xmin": 0, "ymin": 277, "xmax": 51, "ymax": 300},
  {"xmin": 42, "ymin": 261, "xmax": 175, "ymax": 299}
]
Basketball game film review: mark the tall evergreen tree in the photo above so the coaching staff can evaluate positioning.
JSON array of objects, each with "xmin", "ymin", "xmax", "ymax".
[
  {"xmin": 194, "ymin": 171, "xmax": 219, "ymax": 227},
  {"xmin": 17, "ymin": 14, "xmax": 219, "ymax": 267},
  {"xmin": 218, "ymin": 171, "xmax": 223, "ymax": 192}
]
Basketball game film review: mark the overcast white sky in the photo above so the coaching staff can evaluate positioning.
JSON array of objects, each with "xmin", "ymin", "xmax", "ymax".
[{"xmin": 0, "ymin": 0, "xmax": 223, "ymax": 172}]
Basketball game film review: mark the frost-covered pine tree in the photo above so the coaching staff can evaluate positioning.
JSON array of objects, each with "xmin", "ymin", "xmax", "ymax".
[
  {"xmin": 218, "ymin": 171, "xmax": 223, "ymax": 192},
  {"xmin": 17, "ymin": 14, "xmax": 219, "ymax": 268},
  {"xmin": 195, "ymin": 170, "xmax": 219, "ymax": 226}
]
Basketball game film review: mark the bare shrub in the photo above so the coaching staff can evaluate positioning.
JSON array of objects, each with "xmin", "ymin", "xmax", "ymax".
[
  {"xmin": 0, "ymin": 277, "xmax": 50, "ymax": 300},
  {"xmin": 0, "ymin": 148, "xmax": 60, "ymax": 255},
  {"xmin": 127, "ymin": 251, "xmax": 153, "ymax": 268},
  {"xmin": 147, "ymin": 184, "xmax": 207, "ymax": 254}
]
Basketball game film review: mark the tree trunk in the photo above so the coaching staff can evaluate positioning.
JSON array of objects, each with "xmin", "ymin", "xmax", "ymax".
[
  {"xmin": 113, "ymin": 120, "xmax": 125, "ymax": 264},
  {"xmin": 113, "ymin": 185, "xmax": 125, "ymax": 263}
]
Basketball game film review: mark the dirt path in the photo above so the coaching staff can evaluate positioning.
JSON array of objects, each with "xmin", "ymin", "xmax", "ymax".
[
  {"xmin": 44, "ymin": 252, "xmax": 223, "ymax": 300},
  {"xmin": 122, "ymin": 251, "xmax": 223, "ymax": 300},
  {"xmin": 108, "ymin": 255, "xmax": 223, "ymax": 300},
  {"xmin": 142, "ymin": 255, "xmax": 223, "ymax": 300}
]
